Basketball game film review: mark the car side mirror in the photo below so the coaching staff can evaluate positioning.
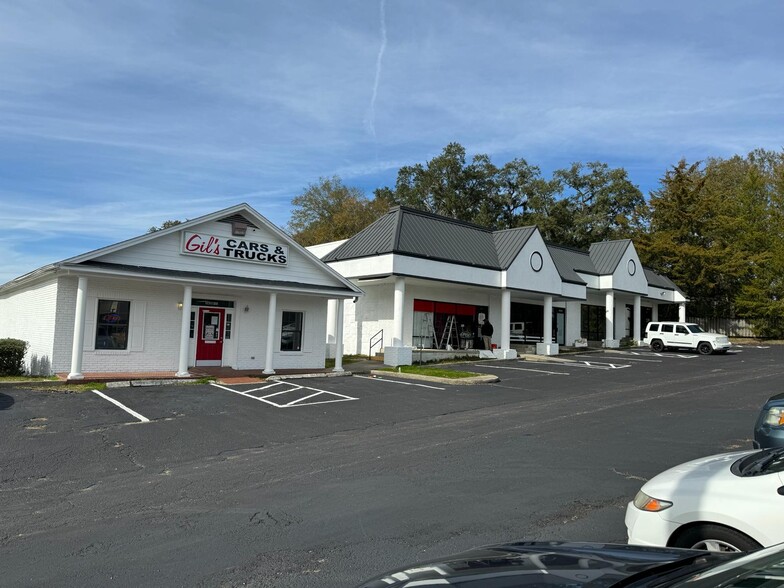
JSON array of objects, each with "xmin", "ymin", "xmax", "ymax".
[{"xmin": 778, "ymin": 486, "xmax": 784, "ymax": 496}]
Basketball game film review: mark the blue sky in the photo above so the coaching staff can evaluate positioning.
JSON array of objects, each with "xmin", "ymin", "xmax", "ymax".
[{"xmin": 2, "ymin": 0, "xmax": 783, "ymax": 283}]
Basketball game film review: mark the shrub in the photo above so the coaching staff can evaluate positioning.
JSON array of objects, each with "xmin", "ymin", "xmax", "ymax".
[{"xmin": 0, "ymin": 338, "xmax": 28, "ymax": 376}]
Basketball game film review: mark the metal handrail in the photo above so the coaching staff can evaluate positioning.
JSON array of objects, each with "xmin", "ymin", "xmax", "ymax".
[{"xmin": 369, "ymin": 329, "xmax": 384, "ymax": 358}]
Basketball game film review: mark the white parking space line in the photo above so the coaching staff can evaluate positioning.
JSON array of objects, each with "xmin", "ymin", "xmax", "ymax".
[
  {"xmin": 92, "ymin": 389, "xmax": 150, "ymax": 423},
  {"xmin": 569, "ymin": 361, "xmax": 631, "ymax": 370},
  {"xmin": 476, "ymin": 364, "xmax": 570, "ymax": 376},
  {"xmin": 210, "ymin": 381, "xmax": 357, "ymax": 408},
  {"xmin": 571, "ymin": 354, "xmax": 662, "ymax": 363},
  {"xmin": 612, "ymin": 351, "xmax": 697, "ymax": 359},
  {"xmin": 354, "ymin": 375, "xmax": 446, "ymax": 390}
]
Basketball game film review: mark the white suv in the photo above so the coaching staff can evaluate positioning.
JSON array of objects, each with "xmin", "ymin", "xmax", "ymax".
[{"xmin": 643, "ymin": 322, "xmax": 732, "ymax": 355}]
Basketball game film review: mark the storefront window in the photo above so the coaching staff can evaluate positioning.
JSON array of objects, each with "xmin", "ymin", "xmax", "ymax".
[
  {"xmin": 96, "ymin": 300, "xmax": 131, "ymax": 350},
  {"xmin": 281, "ymin": 311, "xmax": 303, "ymax": 351},
  {"xmin": 581, "ymin": 304, "xmax": 606, "ymax": 341}
]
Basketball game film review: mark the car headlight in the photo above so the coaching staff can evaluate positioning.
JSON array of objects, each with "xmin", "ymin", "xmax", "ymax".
[
  {"xmin": 764, "ymin": 407, "xmax": 784, "ymax": 427},
  {"xmin": 633, "ymin": 490, "xmax": 673, "ymax": 512}
]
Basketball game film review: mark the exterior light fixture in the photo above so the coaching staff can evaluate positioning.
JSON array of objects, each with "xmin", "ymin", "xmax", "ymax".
[
  {"xmin": 244, "ymin": 305, "xmax": 250, "ymax": 312},
  {"xmin": 177, "ymin": 302, "xmax": 183, "ymax": 310},
  {"xmin": 231, "ymin": 221, "xmax": 248, "ymax": 237}
]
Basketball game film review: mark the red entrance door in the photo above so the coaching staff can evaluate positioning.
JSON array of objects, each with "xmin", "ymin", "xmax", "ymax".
[{"xmin": 196, "ymin": 308, "xmax": 225, "ymax": 366}]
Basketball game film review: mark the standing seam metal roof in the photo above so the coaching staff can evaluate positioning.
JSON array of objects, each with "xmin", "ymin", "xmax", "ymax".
[
  {"xmin": 323, "ymin": 207, "xmax": 680, "ymax": 292},
  {"xmin": 588, "ymin": 240, "xmax": 631, "ymax": 274}
]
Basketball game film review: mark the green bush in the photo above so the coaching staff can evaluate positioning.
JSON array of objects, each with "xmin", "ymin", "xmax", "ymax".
[{"xmin": 0, "ymin": 338, "xmax": 28, "ymax": 376}]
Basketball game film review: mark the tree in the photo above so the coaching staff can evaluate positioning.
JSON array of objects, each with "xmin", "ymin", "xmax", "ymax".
[
  {"xmin": 548, "ymin": 162, "xmax": 646, "ymax": 248},
  {"xmin": 288, "ymin": 176, "xmax": 389, "ymax": 246},
  {"xmin": 148, "ymin": 219, "xmax": 184, "ymax": 233},
  {"xmin": 375, "ymin": 142, "xmax": 551, "ymax": 230},
  {"xmin": 639, "ymin": 159, "xmax": 754, "ymax": 318}
]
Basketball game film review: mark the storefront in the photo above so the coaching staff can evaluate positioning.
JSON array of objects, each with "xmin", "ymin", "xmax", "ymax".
[
  {"xmin": 311, "ymin": 206, "xmax": 687, "ymax": 365},
  {"xmin": 0, "ymin": 204, "xmax": 362, "ymax": 378}
]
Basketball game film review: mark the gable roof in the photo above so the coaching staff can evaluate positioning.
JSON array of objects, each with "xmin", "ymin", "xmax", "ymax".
[
  {"xmin": 2, "ymin": 203, "xmax": 362, "ymax": 295},
  {"xmin": 323, "ymin": 206, "xmax": 541, "ymax": 270},
  {"xmin": 545, "ymin": 244, "xmax": 592, "ymax": 284},
  {"xmin": 644, "ymin": 267, "xmax": 686, "ymax": 296},
  {"xmin": 588, "ymin": 240, "xmax": 632, "ymax": 274}
]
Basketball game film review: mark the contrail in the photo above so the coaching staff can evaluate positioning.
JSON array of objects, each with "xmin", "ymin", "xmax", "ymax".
[{"xmin": 366, "ymin": 0, "xmax": 387, "ymax": 138}]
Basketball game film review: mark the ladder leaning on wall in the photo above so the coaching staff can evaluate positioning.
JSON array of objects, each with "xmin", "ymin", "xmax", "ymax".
[{"xmin": 439, "ymin": 315, "xmax": 459, "ymax": 350}]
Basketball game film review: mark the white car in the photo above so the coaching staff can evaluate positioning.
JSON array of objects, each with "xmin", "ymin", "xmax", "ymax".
[
  {"xmin": 643, "ymin": 321, "xmax": 732, "ymax": 355},
  {"xmin": 626, "ymin": 448, "xmax": 784, "ymax": 552}
]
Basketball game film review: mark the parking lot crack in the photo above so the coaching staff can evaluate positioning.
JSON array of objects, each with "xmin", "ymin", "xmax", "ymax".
[{"xmin": 610, "ymin": 468, "xmax": 648, "ymax": 482}]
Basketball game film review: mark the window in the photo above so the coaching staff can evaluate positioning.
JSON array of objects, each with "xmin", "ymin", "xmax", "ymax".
[
  {"xmin": 280, "ymin": 311, "xmax": 303, "ymax": 351},
  {"xmin": 580, "ymin": 305, "xmax": 606, "ymax": 341},
  {"xmin": 676, "ymin": 325, "xmax": 689, "ymax": 334},
  {"xmin": 647, "ymin": 323, "xmax": 660, "ymax": 332},
  {"xmin": 189, "ymin": 311, "xmax": 195, "ymax": 338},
  {"xmin": 225, "ymin": 313, "xmax": 233, "ymax": 339},
  {"xmin": 95, "ymin": 300, "xmax": 131, "ymax": 350},
  {"xmin": 661, "ymin": 324, "xmax": 674, "ymax": 333}
]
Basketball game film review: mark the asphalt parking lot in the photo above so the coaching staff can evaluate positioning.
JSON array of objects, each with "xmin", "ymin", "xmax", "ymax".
[{"xmin": 1, "ymin": 344, "xmax": 780, "ymax": 587}]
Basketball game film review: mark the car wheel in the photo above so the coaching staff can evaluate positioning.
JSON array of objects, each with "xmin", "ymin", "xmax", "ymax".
[
  {"xmin": 650, "ymin": 339, "xmax": 664, "ymax": 352},
  {"xmin": 697, "ymin": 342, "xmax": 713, "ymax": 355},
  {"xmin": 673, "ymin": 524, "xmax": 762, "ymax": 552}
]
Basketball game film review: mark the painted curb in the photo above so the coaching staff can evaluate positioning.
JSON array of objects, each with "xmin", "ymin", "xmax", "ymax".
[{"xmin": 369, "ymin": 370, "xmax": 499, "ymax": 385}]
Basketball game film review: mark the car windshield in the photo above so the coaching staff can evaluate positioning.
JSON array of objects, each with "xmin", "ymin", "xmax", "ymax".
[
  {"xmin": 687, "ymin": 325, "xmax": 705, "ymax": 333},
  {"xmin": 673, "ymin": 542, "xmax": 784, "ymax": 587}
]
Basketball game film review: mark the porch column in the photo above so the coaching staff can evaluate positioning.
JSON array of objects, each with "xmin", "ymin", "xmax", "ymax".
[
  {"xmin": 543, "ymin": 295, "xmax": 553, "ymax": 344},
  {"xmin": 67, "ymin": 276, "xmax": 88, "ymax": 380},
  {"xmin": 633, "ymin": 295, "xmax": 642, "ymax": 345},
  {"xmin": 678, "ymin": 303, "xmax": 687, "ymax": 322},
  {"xmin": 652, "ymin": 304, "xmax": 659, "ymax": 322},
  {"xmin": 263, "ymin": 292, "xmax": 277, "ymax": 375},
  {"xmin": 500, "ymin": 288, "xmax": 511, "ymax": 351},
  {"xmin": 333, "ymin": 299, "xmax": 345, "ymax": 372},
  {"xmin": 604, "ymin": 291, "xmax": 618, "ymax": 347},
  {"xmin": 393, "ymin": 276, "xmax": 405, "ymax": 346},
  {"xmin": 176, "ymin": 285, "xmax": 193, "ymax": 377},
  {"xmin": 325, "ymin": 299, "xmax": 337, "ymax": 358}
]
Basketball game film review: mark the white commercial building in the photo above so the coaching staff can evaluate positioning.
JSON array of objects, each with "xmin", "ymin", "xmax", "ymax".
[
  {"xmin": 0, "ymin": 204, "xmax": 362, "ymax": 378},
  {"xmin": 309, "ymin": 206, "xmax": 687, "ymax": 366}
]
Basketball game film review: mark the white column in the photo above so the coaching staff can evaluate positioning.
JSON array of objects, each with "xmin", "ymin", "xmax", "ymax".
[
  {"xmin": 325, "ymin": 299, "xmax": 337, "ymax": 358},
  {"xmin": 68, "ymin": 276, "xmax": 89, "ymax": 380},
  {"xmin": 543, "ymin": 295, "xmax": 553, "ymax": 344},
  {"xmin": 633, "ymin": 295, "xmax": 642, "ymax": 344},
  {"xmin": 678, "ymin": 303, "xmax": 687, "ymax": 322},
  {"xmin": 263, "ymin": 292, "xmax": 277, "ymax": 375},
  {"xmin": 393, "ymin": 276, "xmax": 405, "ymax": 346},
  {"xmin": 176, "ymin": 285, "xmax": 193, "ymax": 377},
  {"xmin": 652, "ymin": 304, "xmax": 659, "ymax": 322},
  {"xmin": 500, "ymin": 289, "xmax": 511, "ymax": 351},
  {"xmin": 605, "ymin": 291, "xmax": 615, "ymax": 344},
  {"xmin": 333, "ymin": 299, "xmax": 345, "ymax": 372}
]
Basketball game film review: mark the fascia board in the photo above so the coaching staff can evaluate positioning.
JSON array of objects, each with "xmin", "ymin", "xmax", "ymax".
[
  {"xmin": 392, "ymin": 255, "xmax": 500, "ymax": 288},
  {"xmin": 59, "ymin": 264, "xmax": 361, "ymax": 299}
]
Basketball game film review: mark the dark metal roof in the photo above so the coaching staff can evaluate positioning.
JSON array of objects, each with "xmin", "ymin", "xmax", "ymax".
[
  {"xmin": 493, "ymin": 227, "xmax": 537, "ymax": 269},
  {"xmin": 324, "ymin": 207, "xmax": 500, "ymax": 268},
  {"xmin": 644, "ymin": 267, "xmax": 685, "ymax": 295},
  {"xmin": 545, "ymin": 244, "xmax": 591, "ymax": 284},
  {"xmin": 77, "ymin": 261, "xmax": 358, "ymax": 294},
  {"xmin": 589, "ymin": 240, "xmax": 631, "ymax": 274},
  {"xmin": 322, "ymin": 208, "xmax": 399, "ymax": 261}
]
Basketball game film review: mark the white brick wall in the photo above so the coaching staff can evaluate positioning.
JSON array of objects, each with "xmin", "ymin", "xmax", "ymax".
[
  {"xmin": 53, "ymin": 276, "xmax": 185, "ymax": 373},
  {"xmin": 342, "ymin": 283, "xmax": 394, "ymax": 356},
  {"xmin": 0, "ymin": 277, "xmax": 58, "ymax": 374}
]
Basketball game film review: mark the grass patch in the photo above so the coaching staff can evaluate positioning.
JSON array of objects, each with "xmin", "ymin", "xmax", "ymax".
[
  {"xmin": 325, "ymin": 355, "xmax": 366, "ymax": 369},
  {"xmin": 16, "ymin": 382, "xmax": 107, "ymax": 393},
  {"xmin": 0, "ymin": 375, "xmax": 58, "ymax": 382},
  {"xmin": 379, "ymin": 365, "xmax": 479, "ymax": 379}
]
